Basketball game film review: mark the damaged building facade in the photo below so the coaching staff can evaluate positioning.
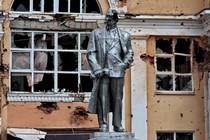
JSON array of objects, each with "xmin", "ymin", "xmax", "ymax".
[{"xmin": 1, "ymin": 0, "xmax": 210, "ymax": 140}]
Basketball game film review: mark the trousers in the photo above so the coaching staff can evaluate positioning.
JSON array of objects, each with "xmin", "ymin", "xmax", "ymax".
[{"xmin": 97, "ymin": 77, "xmax": 124, "ymax": 127}]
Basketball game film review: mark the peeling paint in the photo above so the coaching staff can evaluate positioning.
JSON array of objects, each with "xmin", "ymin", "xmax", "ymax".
[
  {"xmin": 37, "ymin": 102, "xmax": 59, "ymax": 114},
  {"xmin": 140, "ymin": 53, "xmax": 154, "ymax": 64}
]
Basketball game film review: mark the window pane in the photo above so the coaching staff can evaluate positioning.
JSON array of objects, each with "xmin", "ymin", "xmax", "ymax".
[
  {"xmin": 175, "ymin": 55, "xmax": 191, "ymax": 73},
  {"xmin": 81, "ymin": 53, "xmax": 90, "ymax": 71},
  {"xmin": 156, "ymin": 57, "xmax": 171, "ymax": 72},
  {"xmin": 44, "ymin": 0, "xmax": 54, "ymax": 12},
  {"xmin": 58, "ymin": 73, "xmax": 78, "ymax": 92},
  {"xmin": 80, "ymin": 33, "xmax": 90, "ymax": 50},
  {"xmin": 33, "ymin": 0, "xmax": 41, "ymax": 11},
  {"xmin": 58, "ymin": 33, "xmax": 77, "ymax": 50},
  {"xmin": 34, "ymin": 33, "xmax": 55, "ymax": 49},
  {"xmin": 79, "ymin": 74, "xmax": 93, "ymax": 92},
  {"xmin": 70, "ymin": 0, "xmax": 80, "ymax": 13},
  {"xmin": 157, "ymin": 132, "xmax": 174, "ymax": 140},
  {"xmin": 59, "ymin": 52, "xmax": 78, "ymax": 71},
  {"xmin": 11, "ymin": 73, "xmax": 31, "ymax": 92},
  {"xmin": 59, "ymin": 0, "xmax": 68, "ymax": 12},
  {"xmin": 175, "ymin": 39, "xmax": 191, "ymax": 54},
  {"xmin": 12, "ymin": 52, "xmax": 30, "ymax": 69},
  {"xmin": 12, "ymin": 32, "xmax": 31, "ymax": 48},
  {"xmin": 176, "ymin": 132, "xmax": 193, "ymax": 140},
  {"xmin": 175, "ymin": 76, "xmax": 192, "ymax": 91},
  {"xmin": 11, "ymin": 0, "xmax": 30, "ymax": 11},
  {"xmin": 156, "ymin": 75, "xmax": 173, "ymax": 91},
  {"xmin": 85, "ymin": 0, "xmax": 100, "ymax": 13},
  {"xmin": 34, "ymin": 51, "xmax": 48, "ymax": 71},
  {"xmin": 34, "ymin": 73, "xmax": 54, "ymax": 92},
  {"xmin": 156, "ymin": 38, "xmax": 172, "ymax": 54}
]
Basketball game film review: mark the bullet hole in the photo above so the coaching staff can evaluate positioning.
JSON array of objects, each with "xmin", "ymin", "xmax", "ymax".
[
  {"xmin": 180, "ymin": 113, "xmax": 183, "ymax": 117},
  {"xmin": 180, "ymin": 22, "xmax": 184, "ymax": 25},
  {"xmin": 40, "ymin": 117, "xmax": 43, "ymax": 119},
  {"xmin": 157, "ymin": 100, "xmax": 160, "ymax": 103},
  {"xmin": 137, "ymin": 3, "xmax": 139, "ymax": 4},
  {"xmin": 37, "ymin": 102, "xmax": 59, "ymax": 114},
  {"xmin": 71, "ymin": 106, "xmax": 89, "ymax": 125},
  {"xmin": 131, "ymin": 114, "xmax": 133, "ymax": 118},
  {"xmin": 67, "ymin": 106, "xmax": 71, "ymax": 109}
]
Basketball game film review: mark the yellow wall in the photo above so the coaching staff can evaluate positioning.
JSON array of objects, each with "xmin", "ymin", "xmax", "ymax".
[
  {"xmin": 127, "ymin": 0, "xmax": 204, "ymax": 14},
  {"xmin": 147, "ymin": 36, "xmax": 205, "ymax": 140}
]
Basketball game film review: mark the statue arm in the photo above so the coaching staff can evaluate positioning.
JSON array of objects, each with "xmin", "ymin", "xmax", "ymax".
[
  {"xmin": 86, "ymin": 31, "xmax": 102, "ymax": 73},
  {"xmin": 123, "ymin": 35, "xmax": 134, "ymax": 68}
]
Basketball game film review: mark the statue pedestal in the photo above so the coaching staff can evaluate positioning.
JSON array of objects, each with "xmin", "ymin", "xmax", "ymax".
[{"xmin": 89, "ymin": 132, "xmax": 138, "ymax": 140}]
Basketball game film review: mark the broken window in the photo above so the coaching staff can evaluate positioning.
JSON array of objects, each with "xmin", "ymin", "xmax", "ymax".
[
  {"xmin": 11, "ymin": 0, "xmax": 101, "ymax": 14},
  {"xmin": 155, "ymin": 38, "xmax": 193, "ymax": 93},
  {"xmin": 157, "ymin": 132, "xmax": 194, "ymax": 140},
  {"xmin": 10, "ymin": 31, "xmax": 92, "ymax": 93}
]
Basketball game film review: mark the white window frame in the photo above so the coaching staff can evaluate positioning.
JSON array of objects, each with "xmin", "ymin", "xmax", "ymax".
[
  {"xmin": 155, "ymin": 37, "xmax": 194, "ymax": 94},
  {"xmin": 156, "ymin": 131, "xmax": 195, "ymax": 140},
  {"xmin": 10, "ymin": 0, "xmax": 101, "ymax": 15},
  {"xmin": 8, "ymin": 30, "xmax": 92, "ymax": 102}
]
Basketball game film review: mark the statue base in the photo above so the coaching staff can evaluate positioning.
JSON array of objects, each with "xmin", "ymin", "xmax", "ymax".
[{"xmin": 89, "ymin": 132, "xmax": 138, "ymax": 140}]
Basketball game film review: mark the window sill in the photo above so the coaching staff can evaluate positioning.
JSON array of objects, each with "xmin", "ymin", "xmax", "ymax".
[
  {"xmin": 155, "ymin": 91, "xmax": 195, "ymax": 95},
  {"xmin": 7, "ymin": 92, "xmax": 91, "ymax": 102}
]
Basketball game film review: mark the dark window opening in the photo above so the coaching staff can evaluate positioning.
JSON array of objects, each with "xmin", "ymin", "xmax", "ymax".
[
  {"xmin": 12, "ymin": 33, "xmax": 31, "ymax": 48},
  {"xmin": 44, "ymin": 0, "xmax": 54, "ymax": 12},
  {"xmin": 156, "ymin": 57, "xmax": 171, "ymax": 71},
  {"xmin": 193, "ymin": 39, "xmax": 205, "ymax": 63},
  {"xmin": 59, "ymin": 0, "xmax": 68, "ymax": 12},
  {"xmin": 156, "ymin": 38, "xmax": 173, "ymax": 54},
  {"xmin": 157, "ymin": 132, "xmax": 174, "ymax": 140},
  {"xmin": 11, "ymin": 75, "xmax": 31, "ymax": 92},
  {"xmin": 11, "ymin": 0, "xmax": 30, "ymax": 11},
  {"xmin": 80, "ymin": 75, "xmax": 93, "ymax": 92},
  {"xmin": 176, "ymin": 133, "xmax": 193, "ymax": 140},
  {"xmin": 70, "ymin": 0, "xmax": 80, "ymax": 13},
  {"xmin": 34, "ymin": 73, "xmax": 54, "ymax": 92},
  {"xmin": 156, "ymin": 75, "xmax": 173, "ymax": 91},
  {"xmin": 33, "ymin": 0, "xmax": 41, "ymax": 11},
  {"xmin": 58, "ymin": 74, "xmax": 78, "ymax": 92},
  {"xmin": 175, "ymin": 39, "xmax": 191, "ymax": 54},
  {"xmin": 175, "ymin": 76, "xmax": 192, "ymax": 91},
  {"xmin": 175, "ymin": 55, "xmax": 191, "ymax": 73},
  {"xmin": 85, "ymin": 0, "xmax": 101, "ymax": 13}
]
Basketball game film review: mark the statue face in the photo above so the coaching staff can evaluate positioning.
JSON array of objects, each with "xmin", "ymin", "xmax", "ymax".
[{"xmin": 105, "ymin": 9, "xmax": 118, "ymax": 29}]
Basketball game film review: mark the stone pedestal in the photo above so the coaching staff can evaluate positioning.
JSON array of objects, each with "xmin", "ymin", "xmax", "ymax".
[{"xmin": 89, "ymin": 132, "xmax": 138, "ymax": 140}]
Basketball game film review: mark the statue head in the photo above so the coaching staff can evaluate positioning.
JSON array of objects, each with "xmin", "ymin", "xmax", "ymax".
[{"xmin": 105, "ymin": 9, "xmax": 118, "ymax": 30}]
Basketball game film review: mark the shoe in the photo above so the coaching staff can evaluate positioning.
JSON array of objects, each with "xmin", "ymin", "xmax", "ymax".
[
  {"xmin": 113, "ymin": 126, "xmax": 126, "ymax": 132},
  {"xmin": 99, "ymin": 124, "xmax": 108, "ymax": 132}
]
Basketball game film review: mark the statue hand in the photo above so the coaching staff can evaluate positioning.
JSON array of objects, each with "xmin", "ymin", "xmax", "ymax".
[{"xmin": 94, "ymin": 69, "xmax": 104, "ymax": 78}]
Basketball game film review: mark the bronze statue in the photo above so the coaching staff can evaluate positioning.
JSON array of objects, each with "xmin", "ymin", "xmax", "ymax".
[{"xmin": 86, "ymin": 9, "xmax": 133, "ymax": 132}]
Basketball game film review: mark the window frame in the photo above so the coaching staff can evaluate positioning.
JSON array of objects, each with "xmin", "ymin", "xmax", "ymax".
[
  {"xmin": 156, "ymin": 131, "xmax": 195, "ymax": 140},
  {"xmin": 8, "ymin": 30, "xmax": 92, "ymax": 102},
  {"xmin": 155, "ymin": 37, "xmax": 194, "ymax": 95},
  {"xmin": 10, "ymin": 0, "xmax": 102, "ymax": 15}
]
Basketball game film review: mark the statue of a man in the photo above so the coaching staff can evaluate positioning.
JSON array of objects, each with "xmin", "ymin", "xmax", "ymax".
[{"xmin": 86, "ymin": 9, "xmax": 133, "ymax": 132}]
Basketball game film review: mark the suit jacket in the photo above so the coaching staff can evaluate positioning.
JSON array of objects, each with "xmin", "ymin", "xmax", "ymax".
[
  {"xmin": 87, "ymin": 26, "xmax": 133, "ymax": 78},
  {"xmin": 86, "ymin": 26, "xmax": 133, "ymax": 114}
]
